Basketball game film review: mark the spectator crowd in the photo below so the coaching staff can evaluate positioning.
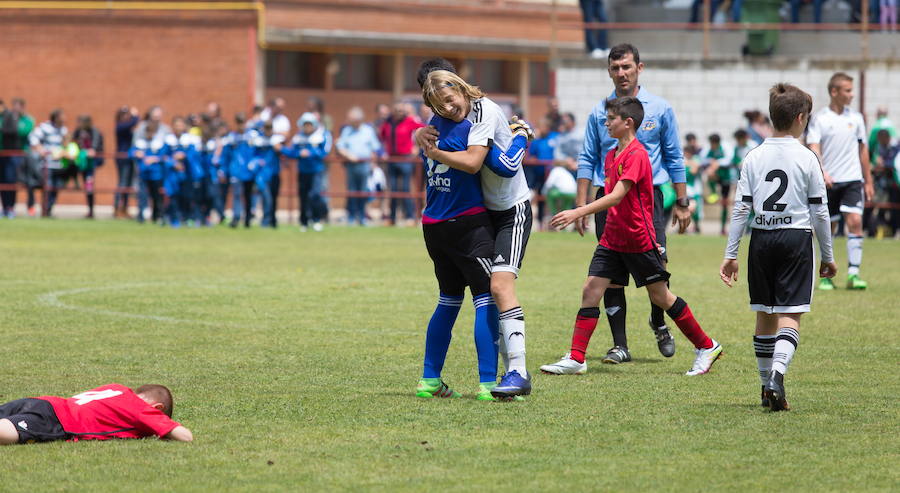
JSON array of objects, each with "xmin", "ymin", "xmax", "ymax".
[{"xmin": 1, "ymin": 95, "xmax": 898, "ymax": 238}]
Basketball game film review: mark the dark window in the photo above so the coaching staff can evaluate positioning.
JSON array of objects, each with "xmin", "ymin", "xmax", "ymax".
[
  {"xmin": 333, "ymin": 54, "xmax": 393, "ymax": 91},
  {"xmin": 530, "ymin": 61, "xmax": 550, "ymax": 95},
  {"xmin": 265, "ymin": 51, "xmax": 326, "ymax": 89},
  {"xmin": 467, "ymin": 59, "xmax": 518, "ymax": 94}
]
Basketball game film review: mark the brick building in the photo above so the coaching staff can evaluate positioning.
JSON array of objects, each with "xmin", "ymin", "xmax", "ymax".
[{"xmin": 0, "ymin": 0, "xmax": 582, "ymax": 209}]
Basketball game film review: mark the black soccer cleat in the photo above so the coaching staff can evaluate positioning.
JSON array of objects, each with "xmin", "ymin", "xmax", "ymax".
[
  {"xmin": 650, "ymin": 318, "xmax": 675, "ymax": 358},
  {"xmin": 760, "ymin": 385, "xmax": 770, "ymax": 408},
  {"xmin": 601, "ymin": 346, "xmax": 632, "ymax": 364},
  {"xmin": 765, "ymin": 371, "xmax": 790, "ymax": 412}
]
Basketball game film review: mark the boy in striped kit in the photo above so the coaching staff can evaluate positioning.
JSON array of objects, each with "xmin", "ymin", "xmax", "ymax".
[{"xmin": 721, "ymin": 83, "xmax": 836, "ymax": 411}]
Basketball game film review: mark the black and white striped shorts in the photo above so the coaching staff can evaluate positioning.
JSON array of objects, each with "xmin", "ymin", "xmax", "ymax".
[{"xmin": 488, "ymin": 201, "xmax": 532, "ymax": 276}]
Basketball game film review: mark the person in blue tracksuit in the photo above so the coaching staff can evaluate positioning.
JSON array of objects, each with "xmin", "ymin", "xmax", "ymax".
[
  {"xmin": 248, "ymin": 121, "xmax": 285, "ymax": 228},
  {"xmin": 164, "ymin": 117, "xmax": 201, "ymax": 228},
  {"xmin": 283, "ymin": 112, "xmax": 332, "ymax": 231},
  {"xmin": 130, "ymin": 119, "xmax": 169, "ymax": 224},
  {"xmin": 218, "ymin": 113, "xmax": 256, "ymax": 228},
  {"xmin": 207, "ymin": 124, "xmax": 231, "ymax": 225}
]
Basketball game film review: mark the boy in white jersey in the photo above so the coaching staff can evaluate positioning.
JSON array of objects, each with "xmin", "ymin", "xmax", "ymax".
[
  {"xmin": 416, "ymin": 61, "xmax": 533, "ymax": 399},
  {"xmin": 721, "ymin": 83, "xmax": 837, "ymax": 411},
  {"xmin": 806, "ymin": 72, "xmax": 874, "ymax": 290}
]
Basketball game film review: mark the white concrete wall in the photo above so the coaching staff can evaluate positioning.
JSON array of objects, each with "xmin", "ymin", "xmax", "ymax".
[{"xmin": 557, "ymin": 60, "xmax": 900, "ymax": 147}]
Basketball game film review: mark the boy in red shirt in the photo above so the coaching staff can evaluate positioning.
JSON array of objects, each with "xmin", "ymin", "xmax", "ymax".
[
  {"xmin": 0, "ymin": 383, "xmax": 193, "ymax": 444},
  {"xmin": 546, "ymin": 97, "xmax": 723, "ymax": 376}
]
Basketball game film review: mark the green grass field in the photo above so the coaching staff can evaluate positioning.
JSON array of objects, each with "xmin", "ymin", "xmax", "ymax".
[{"xmin": 1, "ymin": 220, "xmax": 897, "ymax": 492}]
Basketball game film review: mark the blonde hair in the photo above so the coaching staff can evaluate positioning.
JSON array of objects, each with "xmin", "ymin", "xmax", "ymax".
[{"xmin": 422, "ymin": 70, "xmax": 484, "ymax": 119}]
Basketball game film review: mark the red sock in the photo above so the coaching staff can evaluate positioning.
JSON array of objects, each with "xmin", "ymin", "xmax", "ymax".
[
  {"xmin": 570, "ymin": 307, "xmax": 601, "ymax": 363},
  {"xmin": 666, "ymin": 298, "xmax": 713, "ymax": 349}
]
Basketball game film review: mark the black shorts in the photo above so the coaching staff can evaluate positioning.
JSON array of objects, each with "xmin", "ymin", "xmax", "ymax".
[
  {"xmin": 488, "ymin": 201, "xmax": 532, "ymax": 276},
  {"xmin": 596, "ymin": 187, "xmax": 668, "ymax": 261},
  {"xmin": 827, "ymin": 181, "xmax": 864, "ymax": 220},
  {"xmin": 0, "ymin": 398, "xmax": 66, "ymax": 443},
  {"xmin": 423, "ymin": 213, "xmax": 495, "ymax": 297},
  {"xmin": 587, "ymin": 244, "xmax": 671, "ymax": 287},
  {"xmin": 719, "ymin": 182, "xmax": 732, "ymax": 199},
  {"xmin": 748, "ymin": 228, "xmax": 814, "ymax": 313}
]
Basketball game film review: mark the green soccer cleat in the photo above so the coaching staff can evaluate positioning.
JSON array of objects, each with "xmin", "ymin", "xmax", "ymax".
[
  {"xmin": 416, "ymin": 378, "xmax": 461, "ymax": 399},
  {"xmin": 477, "ymin": 383, "xmax": 497, "ymax": 401},
  {"xmin": 817, "ymin": 278, "xmax": 835, "ymax": 291},
  {"xmin": 846, "ymin": 274, "xmax": 868, "ymax": 290},
  {"xmin": 477, "ymin": 383, "xmax": 525, "ymax": 402}
]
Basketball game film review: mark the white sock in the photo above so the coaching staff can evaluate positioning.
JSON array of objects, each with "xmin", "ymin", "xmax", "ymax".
[
  {"xmin": 771, "ymin": 327, "xmax": 800, "ymax": 375},
  {"xmin": 753, "ymin": 335, "xmax": 776, "ymax": 386},
  {"xmin": 496, "ymin": 332, "xmax": 509, "ymax": 373},
  {"xmin": 847, "ymin": 235, "xmax": 863, "ymax": 276},
  {"xmin": 499, "ymin": 307, "xmax": 526, "ymax": 375}
]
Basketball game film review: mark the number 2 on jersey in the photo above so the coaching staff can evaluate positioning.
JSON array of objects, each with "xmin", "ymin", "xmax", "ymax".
[
  {"xmin": 72, "ymin": 389, "xmax": 123, "ymax": 405},
  {"xmin": 763, "ymin": 170, "xmax": 788, "ymax": 212}
]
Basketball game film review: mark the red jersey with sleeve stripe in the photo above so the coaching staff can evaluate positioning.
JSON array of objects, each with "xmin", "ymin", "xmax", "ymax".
[
  {"xmin": 599, "ymin": 138, "xmax": 657, "ymax": 253},
  {"xmin": 35, "ymin": 384, "xmax": 180, "ymax": 441}
]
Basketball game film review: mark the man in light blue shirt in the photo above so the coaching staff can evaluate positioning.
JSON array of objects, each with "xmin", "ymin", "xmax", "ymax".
[
  {"xmin": 568, "ymin": 44, "xmax": 692, "ymax": 368},
  {"xmin": 337, "ymin": 106, "xmax": 381, "ymax": 225}
]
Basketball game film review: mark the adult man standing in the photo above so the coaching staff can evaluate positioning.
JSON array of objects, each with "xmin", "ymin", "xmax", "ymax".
[
  {"xmin": 379, "ymin": 101, "xmax": 423, "ymax": 226},
  {"xmin": 540, "ymin": 43, "xmax": 691, "ymax": 374},
  {"xmin": 806, "ymin": 72, "xmax": 874, "ymax": 290}
]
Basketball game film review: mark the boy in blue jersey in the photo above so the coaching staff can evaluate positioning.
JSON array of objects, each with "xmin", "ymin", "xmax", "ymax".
[
  {"xmin": 249, "ymin": 121, "xmax": 285, "ymax": 228},
  {"xmin": 164, "ymin": 116, "xmax": 200, "ymax": 228},
  {"xmin": 283, "ymin": 112, "xmax": 332, "ymax": 232},
  {"xmin": 130, "ymin": 119, "xmax": 169, "ymax": 224},
  {"xmin": 217, "ymin": 113, "xmax": 257, "ymax": 228},
  {"xmin": 416, "ymin": 109, "xmax": 529, "ymax": 401}
]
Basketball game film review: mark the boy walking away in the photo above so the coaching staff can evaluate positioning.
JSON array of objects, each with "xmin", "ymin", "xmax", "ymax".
[
  {"xmin": 543, "ymin": 97, "xmax": 723, "ymax": 376},
  {"xmin": 0, "ymin": 383, "xmax": 192, "ymax": 444},
  {"xmin": 720, "ymin": 84, "xmax": 836, "ymax": 411}
]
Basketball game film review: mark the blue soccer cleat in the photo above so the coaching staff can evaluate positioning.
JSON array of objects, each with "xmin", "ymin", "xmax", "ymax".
[{"xmin": 491, "ymin": 370, "xmax": 532, "ymax": 399}]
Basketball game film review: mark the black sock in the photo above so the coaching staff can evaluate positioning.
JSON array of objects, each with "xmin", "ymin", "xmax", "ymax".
[
  {"xmin": 604, "ymin": 287, "xmax": 627, "ymax": 348},
  {"xmin": 650, "ymin": 281, "xmax": 669, "ymax": 328}
]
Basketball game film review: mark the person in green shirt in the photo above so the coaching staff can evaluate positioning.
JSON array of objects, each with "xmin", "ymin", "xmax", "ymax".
[{"xmin": 868, "ymin": 107, "xmax": 897, "ymax": 163}]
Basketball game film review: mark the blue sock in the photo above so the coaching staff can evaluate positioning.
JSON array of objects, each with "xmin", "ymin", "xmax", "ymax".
[
  {"xmin": 473, "ymin": 293, "xmax": 500, "ymax": 384},
  {"xmin": 422, "ymin": 293, "xmax": 463, "ymax": 379}
]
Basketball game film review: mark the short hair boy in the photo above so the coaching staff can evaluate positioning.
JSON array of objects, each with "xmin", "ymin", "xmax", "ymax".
[
  {"xmin": 720, "ymin": 83, "xmax": 836, "ymax": 411},
  {"xmin": 544, "ymin": 96, "xmax": 723, "ymax": 376},
  {"xmin": 0, "ymin": 383, "xmax": 193, "ymax": 444}
]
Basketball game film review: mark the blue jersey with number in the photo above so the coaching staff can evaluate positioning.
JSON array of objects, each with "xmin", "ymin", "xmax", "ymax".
[{"xmin": 422, "ymin": 116, "xmax": 487, "ymax": 223}]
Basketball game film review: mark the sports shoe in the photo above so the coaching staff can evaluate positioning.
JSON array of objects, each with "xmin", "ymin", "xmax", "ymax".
[
  {"xmin": 415, "ymin": 378, "xmax": 461, "ymax": 399},
  {"xmin": 299, "ymin": 225, "xmax": 308, "ymax": 233},
  {"xmin": 685, "ymin": 340, "xmax": 723, "ymax": 376},
  {"xmin": 760, "ymin": 385, "xmax": 770, "ymax": 408},
  {"xmin": 601, "ymin": 346, "xmax": 632, "ymax": 364},
  {"xmin": 539, "ymin": 353, "xmax": 587, "ymax": 375},
  {"xmin": 476, "ymin": 383, "xmax": 525, "ymax": 402},
  {"xmin": 846, "ymin": 274, "xmax": 867, "ymax": 290},
  {"xmin": 312, "ymin": 222, "xmax": 323, "ymax": 232},
  {"xmin": 817, "ymin": 278, "xmax": 835, "ymax": 291},
  {"xmin": 491, "ymin": 370, "xmax": 531, "ymax": 398},
  {"xmin": 650, "ymin": 318, "xmax": 675, "ymax": 358},
  {"xmin": 764, "ymin": 371, "xmax": 790, "ymax": 411}
]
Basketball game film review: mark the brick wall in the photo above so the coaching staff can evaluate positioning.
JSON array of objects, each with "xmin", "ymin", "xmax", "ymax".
[{"xmin": 0, "ymin": 8, "xmax": 256, "ymax": 206}]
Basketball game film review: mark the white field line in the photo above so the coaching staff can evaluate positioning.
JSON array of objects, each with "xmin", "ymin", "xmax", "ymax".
[{"xmin": 35, "ymin": 282, "xmax": 410, "ymax": 336}]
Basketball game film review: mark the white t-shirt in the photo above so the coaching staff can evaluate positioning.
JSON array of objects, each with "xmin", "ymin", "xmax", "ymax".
[
  {"xmin": 465, "ymin": 97, "xmax": 530, "ymax": 211},
  {"xmin": 542, "ymin": 167, "xmax": 577, "ymax": 196},
  {"xmin": 736, "ymin": 137, "xmax": 827, "ymax": 231},
  {"xmin": 806, "ymin": 106, "xmax": 866, "ymax": 183}
]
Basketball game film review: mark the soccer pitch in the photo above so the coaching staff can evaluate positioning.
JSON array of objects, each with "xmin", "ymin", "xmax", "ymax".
[{"xmin": 1, "ymin": 221, "xmax": 897, "ymax": 491}]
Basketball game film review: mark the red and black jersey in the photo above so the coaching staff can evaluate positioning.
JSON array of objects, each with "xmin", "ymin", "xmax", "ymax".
[
  {"xmin": 35, "ymin": 384, "xmax": 179, "ymax": 441},
  {"xmin": 600, "ymin": 138, "xmax": 657, "ymax": 253}
]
